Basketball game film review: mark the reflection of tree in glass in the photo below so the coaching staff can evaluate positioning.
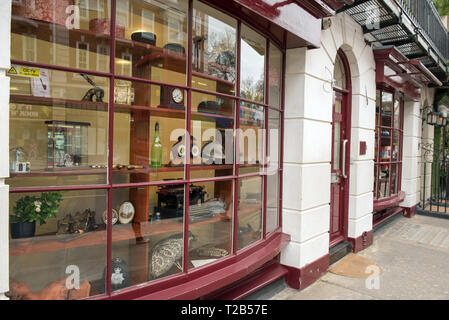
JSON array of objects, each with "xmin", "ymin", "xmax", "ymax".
[
  {"xmin": 241, "ymin": 75, "xmax": 264, "ymax": 103},
  {"xmin": 204, "ymin": 29, "xmax": 236, "ymax": 82}
]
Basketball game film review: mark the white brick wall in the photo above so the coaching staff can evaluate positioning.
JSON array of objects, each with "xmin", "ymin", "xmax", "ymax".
[
  {"xmin": 281, "ymin": 12, "xmax": 375, "ymax": 269},
  {"xmin": 0, "ymin": 0, "xmax": 11, "ymax": 300}
]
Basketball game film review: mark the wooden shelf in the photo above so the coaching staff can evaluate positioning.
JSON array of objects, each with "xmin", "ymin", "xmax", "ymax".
[
  {"xmin": 115, "ymin": 103, "xmax": 234, "ymax": 121},
  {"xmin": 11, "ymin": 94, "xmax": 108, "ymax": 112},
  {"xmin": 11, "ymin": 95, "xmax": 235, "ymax": 122},
  {"xmin": 9, "ymin": 204, "xmax": 262, "ymax": 257},
  {"xmin": 9, "ymin": 164, "xmax": 234, "ymax": 178}
]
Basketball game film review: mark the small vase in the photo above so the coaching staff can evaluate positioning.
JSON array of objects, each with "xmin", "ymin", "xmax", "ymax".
[{"xmin": 10, "ymin": 221, "xmax": 36, "ymax": 239}]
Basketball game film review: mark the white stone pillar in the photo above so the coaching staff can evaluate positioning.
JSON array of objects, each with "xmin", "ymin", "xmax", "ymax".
[
  {"xmin": 401, "ymin": 99, "xmax": 421, "ymax": 209},
  {"xmin": 0, "ymin": 0, "xmax": 11, "ymax": 300},
  {"xmin": 280, "ymin": 44, "xmax": 333, "ymax": 270}
]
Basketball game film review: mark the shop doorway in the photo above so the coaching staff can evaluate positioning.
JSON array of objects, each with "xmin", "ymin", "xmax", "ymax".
[{"xmin": 330, "ymin": 51, "xmax": 351, "ymax": 247}]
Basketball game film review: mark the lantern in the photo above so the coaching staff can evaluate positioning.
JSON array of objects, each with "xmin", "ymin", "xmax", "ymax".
[{"xmin": 426, "ymin": 111, "xmax": 438, "ymax": 125}]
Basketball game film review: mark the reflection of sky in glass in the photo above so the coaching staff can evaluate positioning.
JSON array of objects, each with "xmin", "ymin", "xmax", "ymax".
[{"xmin": 241, "ymin": 40, "xmax": 264, "ymax": 85}]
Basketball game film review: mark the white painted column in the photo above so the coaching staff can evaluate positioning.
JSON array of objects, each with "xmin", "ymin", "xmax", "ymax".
[
  {"xmin": 401, "ymin": 99, "xmax": 421, "ymax": 208},
  {"xmin": 0, "ymin": 0, "xmax": 11, "ymax": 300},
  {"xmin": 280, "ymin": 43, "xmax": 333, "ymax": 269}
]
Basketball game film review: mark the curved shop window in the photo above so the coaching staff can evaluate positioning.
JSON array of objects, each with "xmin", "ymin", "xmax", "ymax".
[
  {"xmin": 7, "ymin": 0, "xmax": 284, "ymax": 299},
  {"xmin": 374, "ymin": 89, "xmax": 404, "ymax": 201}
]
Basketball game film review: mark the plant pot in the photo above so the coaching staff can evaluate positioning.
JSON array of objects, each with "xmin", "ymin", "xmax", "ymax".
[{"xmin": 10, "ymin": 221, "xmax": 36, "ymax": 239}]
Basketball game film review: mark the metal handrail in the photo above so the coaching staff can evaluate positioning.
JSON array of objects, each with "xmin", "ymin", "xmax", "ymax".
[{"xmin": 396, "ymin": 0, "xmax": 449, "ymax": 62}]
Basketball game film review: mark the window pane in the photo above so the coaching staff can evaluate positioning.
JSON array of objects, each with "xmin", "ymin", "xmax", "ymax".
[
  {"xmin": 192, "ymin": 1, "xmax": 237, "ymax": 96},
  {"xmin": 393, "ymin": 130, "xmax": 400, "ymax": 161},
  {"xmin": 238, "ymin": 176, "xmax": 263, "ymax": 250},
  {"xmin": 110, "ymin": 186, "xmax": 184, "ymax": 288},
  {"xmin": 190, "ymin": 93, "xmax": 235, "ymax": 179},
  {"xmin": 394, "ymin": 96, "xmax": 401, "ymax": 129},
  {"xmin": 9, "ymin": 189, "xmax": 107, "ymax": 299},
  {"xmin": 381, "ymin": 92, "xmax": 393, "ymax": 127},
  {"xmin": 333, "ymin": 122, "xmax": 341, "ymax": 170},
  {"xmin": 268, "ymin": 44, "xmax": 282, "ymax": 108},
  {"xmin": 239, "ymin": 103, "xmax": 265, "ymax": 174},
  {"xmin": 241, "ymin": 25, "xmax": 265, "ymax": 104},
  {"xmin": 8, "ymin": 69, "xmax": 108, "ymax": 188},
  {"xmin": 380, "ymin": 129, "xmax": 391, "ymax": 162},
  {"xmin": 113, "ymin": 79, "xmax": 186, "ymax": 184},
  {"xmin": 267, "ymin": 109, "xmax": 280, "ymax": 172},
  {"xmin": 188, "ymin": 180, "xmax": 233, "ymax": 270},
  {"xmin": 379, "ymin": 164, "xmax": 390, "ymax": 198},
  {"xmin": 266, "ymin": 172, "xmax": 279, "ymax": 234},
  {"xmin": 390, "ymin": 164, "xmax": 398, "ymax": 195},
  {"xmin": 12, "ymin": 0, "xmax": 111, "ymax": 72},
  {"xmin": 115, "ymin": 0, "xmax": 188, "ymax": 86}
]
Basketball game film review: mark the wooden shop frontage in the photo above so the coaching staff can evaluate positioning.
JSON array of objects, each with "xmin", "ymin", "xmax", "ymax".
[{"xmin": 5, "ymin": 0, "xmax": 332, "ymax": 300}]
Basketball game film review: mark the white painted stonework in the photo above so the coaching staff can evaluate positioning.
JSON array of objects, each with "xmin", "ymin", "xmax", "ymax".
[
  {"xmin": 400, "ymin": 99, "xmax": 424, "ymax": 209},
  {"xmin": 281, "ymin": 12, "xmax": 376, "ymax": 269},
  {"xmin": 0, "ymin": 0, "xmax": 11, "ymax": 300}
]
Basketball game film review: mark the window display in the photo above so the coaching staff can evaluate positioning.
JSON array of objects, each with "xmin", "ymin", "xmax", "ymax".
[
  {"xmin": 8, "ymin": 0, "xmax": 283, "ymax": 300},
  {"xmin": 374, "ymin": 90, "xmax": 403, "ymax": 199}
]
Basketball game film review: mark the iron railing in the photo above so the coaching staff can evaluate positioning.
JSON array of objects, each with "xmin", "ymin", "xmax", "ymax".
[
  {"xmin": 418, "ymin": 143, "xmax": 449, "ymax": 218},
  {"xmin": 398, "ymin": 0, "xmax": 449, "ymax": 62}
]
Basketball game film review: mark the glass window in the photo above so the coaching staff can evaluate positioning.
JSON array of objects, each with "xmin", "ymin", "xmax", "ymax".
[
  {"xmin": 8, "ymin": 0, "xmax": 284, "ymax": 299},
  {"xmin": 192, "ymin": 1, "xmax": 237, "ymax": 96},
  {"xmin": 268, "ymin": 44, "xmax": 282, "ymax": 108},
  {"xmin": 188, "ymin": 180, "xmax": 233, "ymax": 269},
  {"xmin": 11, "ymin": 0, "xmax": 111, "ymax": 72},
  {"xmin": 239, "ymin": 103, "xmax": 265, "ymax": 174},
  {"xmin": 115, "ymin": 0, "xmax": 188, "ymax": 86},
  {"xmin": 374, "ymin": 90, "xmax": 403, "ymax": 200},
  {"xmin": 112, "ymin": 79, "xmax": 186, "ymax": 184},
  {"xmin": 110, "ymin": 185, "xmax": 184, "ymax": 288},
  {"xmin": 190, "ymin": 92, "xmax": 235, "ymax": 179},
  {"xmin": 8, "ymin": 69, "xmax": 109, "ymax": 188},
  {"xmin": 241, "ymin": 25, "xmax": 266, "ymax": 104},
  {"xmin": 238, "ymin": 176, "xmax": 263, "ymax": 250},
  {"xmin": 9, "ymin": 189, "xmax": 107, "ymax": 299}
]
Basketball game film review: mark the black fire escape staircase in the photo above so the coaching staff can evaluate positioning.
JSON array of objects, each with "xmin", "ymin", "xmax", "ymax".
[{"xmin": 338, "ymin": 0, "xmax": 449, "ymax": 84}]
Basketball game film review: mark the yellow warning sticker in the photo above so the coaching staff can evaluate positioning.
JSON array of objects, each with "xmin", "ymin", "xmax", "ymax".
[{"xmin": 8, "ymin": 65, "xmax": 40, "ymax": 78}]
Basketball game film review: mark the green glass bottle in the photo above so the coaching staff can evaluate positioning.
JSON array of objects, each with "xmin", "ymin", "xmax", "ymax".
[{"xmin": 151, "ymin": 122, "xmax": 162, "ymax": 168}]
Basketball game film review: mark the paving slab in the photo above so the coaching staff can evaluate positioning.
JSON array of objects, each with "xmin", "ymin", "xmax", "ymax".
[{"xmin": 265, "ymin": 214, "xmax": 449, "ymax": 300}]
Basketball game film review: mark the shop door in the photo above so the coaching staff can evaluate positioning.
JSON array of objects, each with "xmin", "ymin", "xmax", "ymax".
[{"xmin": 330, "ymin": 91, "xmax": 349, "ymax": 247}]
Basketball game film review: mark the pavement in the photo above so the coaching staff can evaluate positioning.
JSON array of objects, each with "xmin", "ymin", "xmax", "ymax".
[{"xmin": 250, "ymin": 214, "xmax": 449, "ymax": 300}]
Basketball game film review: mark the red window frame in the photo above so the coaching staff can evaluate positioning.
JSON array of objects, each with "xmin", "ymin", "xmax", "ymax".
[
  {"xmin": 374, "ymin": 87, "xmax": 404, "ymax": 209},
  {"xmin": 8, "ymin": 0, "xmax": 285, "ymax": 299}
]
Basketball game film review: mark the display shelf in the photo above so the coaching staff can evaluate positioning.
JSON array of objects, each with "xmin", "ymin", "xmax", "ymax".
[
  {"xmin": 10, "ymin": 94, "xmax": 108, "ymax": 112},
  {"xmin": 9, "ymin": 204, "xmax": 262, "ymax": 257},
  {"xmin": 9, "ymin": 164, "xmax": 235, "ymax": 178},
  {"xmin": 115, "ymin": 103, "xmax": 234, "ymax": 120}
]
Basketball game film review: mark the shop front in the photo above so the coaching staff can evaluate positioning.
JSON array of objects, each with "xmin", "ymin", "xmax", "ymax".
[
  {"xmin": 372, "ymin": 47, "xmax": 442, "ymax": 226},
  {"xmin": 1, "ymin": 0, "xmax": 329, "ymax": 300}
]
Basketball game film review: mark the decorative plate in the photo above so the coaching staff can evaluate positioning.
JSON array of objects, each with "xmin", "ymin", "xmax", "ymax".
[
  {"xmin": 102, "ymin": 209, "xmax": 118, "ymax": 225},
  {"xmin": 118, "ymin": 201, "xmax": 135, "ymax": 224}
]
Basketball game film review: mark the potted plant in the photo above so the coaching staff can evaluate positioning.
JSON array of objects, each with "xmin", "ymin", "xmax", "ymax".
[{"xmin": 10, "ymin": 191, "xmax": 64, "ymax": 239}]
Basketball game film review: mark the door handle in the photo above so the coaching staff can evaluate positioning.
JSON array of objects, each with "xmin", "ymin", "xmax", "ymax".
[{"xmin": 342, "ymin": 139, "xmax": 348, "ymax": 179}]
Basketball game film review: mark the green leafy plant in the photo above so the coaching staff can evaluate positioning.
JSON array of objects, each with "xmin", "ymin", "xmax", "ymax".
[{"xmin": 11, "ymin": 191, "xmax": 64, "ymax": 225}]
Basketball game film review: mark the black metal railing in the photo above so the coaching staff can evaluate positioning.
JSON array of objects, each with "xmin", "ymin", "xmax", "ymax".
[
  {"xmin": 419, "ymin": 144, "xmax": 449, "ymax": 218},
  {"xmin": 398, "ymin": 0, "xmax": 449, "ymax": 61}
]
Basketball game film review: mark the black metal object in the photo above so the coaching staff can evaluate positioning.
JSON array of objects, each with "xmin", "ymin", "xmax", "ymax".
[
  {"xmin": 418, "ymin": 143, "xmax": 449, "ymax": 218},
  {"xmin": 339, "ymin": 0, "xmax": 449, "ymax": 81},
  {"xmin": 155, "ymin": 185, "xmax": 206, "ymax": 219}
]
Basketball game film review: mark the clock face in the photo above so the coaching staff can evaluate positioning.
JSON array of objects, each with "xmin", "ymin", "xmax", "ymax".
[{"xmin": 171, "ymin": 88, "xmax": 183, "ymax": 104}]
